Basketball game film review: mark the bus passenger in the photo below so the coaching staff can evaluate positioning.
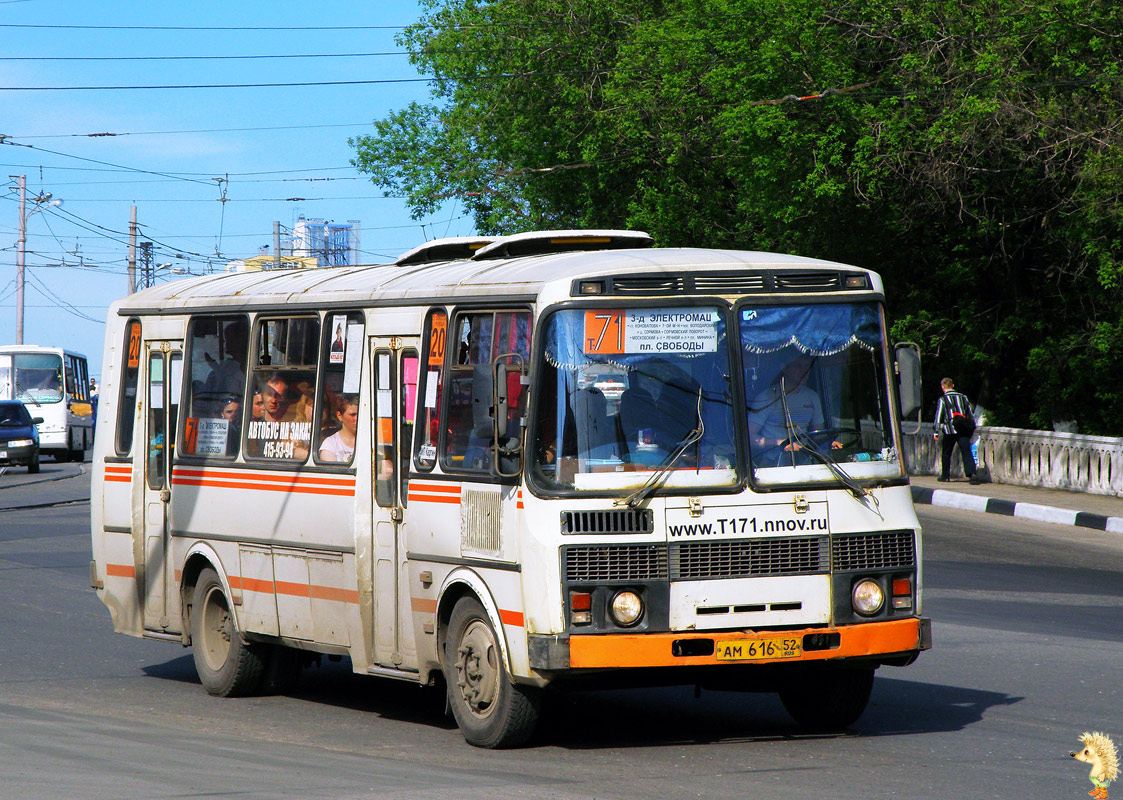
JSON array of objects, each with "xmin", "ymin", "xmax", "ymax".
[{"xmin": 319, "ymin": 395, "xmax": 358, "ymax": 463}]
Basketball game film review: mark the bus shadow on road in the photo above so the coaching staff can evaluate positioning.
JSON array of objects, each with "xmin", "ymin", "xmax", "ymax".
[
  {"xmin": 142, "ymin": 656, "xmax": 1014, "ymax": 748},
  {"xmin": 530, "ymin": 676, "xmax": 1020, "ymax": 748},
  {"xmin": 142, "ymin": 653, "xmax": 457, "ymax": 730}
]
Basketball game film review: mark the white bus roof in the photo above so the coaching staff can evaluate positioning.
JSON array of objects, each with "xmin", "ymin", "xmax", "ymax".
[
  {"xmin": 109, "ymin": 240, "xmax": 878, "ymax": 317},
  {"xmin": 0, "ymin": 344, "xmax": 88, "ymax": 358}
]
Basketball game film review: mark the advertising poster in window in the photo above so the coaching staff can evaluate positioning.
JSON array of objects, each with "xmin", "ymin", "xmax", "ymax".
[{"xmin": 329, "ymin": 314, "xmax": 347, "ymax": 365}]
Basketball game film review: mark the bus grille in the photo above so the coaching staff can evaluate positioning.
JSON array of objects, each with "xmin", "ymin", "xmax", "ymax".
[
  {"xmin": 831, "ymin": 531, "xmax": 915, "ymax": 571},
  {"xmin": 564, "ymin": 544, "xmax": 668, "ymax": 582},
  {"xmin": 612, "ymin": 276, "xmax": 687, "ymax": 294},
  {"xmin": 693, "ymin": 274, "xmax": 768, "ymax": 293},
  {"xmin": 774, "ymin": 271, "xmax": 841, "ymax": 289},
  {"xmin": 561, "ymin": 509, "xmax": 654, "ymax": 535},
  {"xmin": 670, "ymin": 536, "xmax": 829, "ymax": 580}
]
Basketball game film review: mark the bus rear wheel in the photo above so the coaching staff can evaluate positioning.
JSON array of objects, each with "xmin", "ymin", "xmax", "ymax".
[
  {"xmin": 190, "ymin": 567, "xmax": 265, "ymax": 697},
  {"xmin": 778, "ymin": 664, "xmax": 875, "ymax": 731},
  {"xmin": 443, "ymin": 597, "xmax": 540, "ymax": 748}
]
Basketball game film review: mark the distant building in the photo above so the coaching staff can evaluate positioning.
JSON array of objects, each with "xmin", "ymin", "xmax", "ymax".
[
  {"xmin": 225, "ymin": 255, "xmax": 320, "ymax": 273},
  {"xmin": 224, "ymin": 217, "xmax": 363, "ymax": 272},
  {"xmin": 292, "ymin": 216, "xmax": 362, "ymax": 267}
]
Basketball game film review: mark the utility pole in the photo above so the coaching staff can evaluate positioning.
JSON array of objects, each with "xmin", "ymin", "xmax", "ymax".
[
  {"xmin": 13, "ymin": 174, "xmax": 25, "ymax": 344},
  {"xmin": 127, "ymin": 206, "xmax": 137, "ymax": 294},
  {"xmin": 139, "ymin": 241, "xmax": 153, "ymax": 290},
  {"xmin": 273, "ymin": 221, "xmax": 281, "ymax": 270}
]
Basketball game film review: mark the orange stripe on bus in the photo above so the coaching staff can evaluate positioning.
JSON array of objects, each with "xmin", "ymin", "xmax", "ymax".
[
  {"xmin": 171, "ymin": 477, "xmax": 355, "ymax": 497},
  {"xmin": 499, "ymin": 609, "xmax": 525, "ymax": 627},
  {"xmin": 407, "ymin": 492, "xmax": 462, "ymax": 505},
  {"xmin": 411, "ymin": 597, "xmax": 438, "ymax": 613},
  {"xmin": 408, "ymin": 482, "xmax": 461, "ymax": 494},
  {"xmin": 172, "ymin": 468, "xmax": 356, "ymax": 487},
  {"xmin": 309, "ymin": 584, "xmax": 360, "ymax": 604},
  {"xmin": 106, "ymin": 563, "xmax": 135, "ymax": 578},
  {"xmin": 568, "ymin": 618, "xmax": 924, "ymax": 669},
  {"xmin": 104, "ymin": 475, "xmax": 132, "ymax": 483},
  {"xmin": 229, "ymin": 575, "xmax": 274, "ymax": 595}
]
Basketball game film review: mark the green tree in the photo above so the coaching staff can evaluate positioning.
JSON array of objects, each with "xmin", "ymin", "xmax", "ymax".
[{"xmin": 352, "ymin": 0, "xmax": 1123, "ymax": 433}]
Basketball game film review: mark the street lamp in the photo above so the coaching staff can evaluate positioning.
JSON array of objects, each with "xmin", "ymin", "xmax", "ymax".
[{"xmin": 9, "ymin": 175, "xmax": 63, "ymax": 345}]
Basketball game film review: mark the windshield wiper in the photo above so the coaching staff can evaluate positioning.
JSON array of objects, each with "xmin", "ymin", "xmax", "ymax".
[
  {"xmin": 618, "ymin": 388, "xmax": 705, "ymax": 509},
  {"xmin": 14, "ymin": 381, "xmax": 41, "ymax": 407}
]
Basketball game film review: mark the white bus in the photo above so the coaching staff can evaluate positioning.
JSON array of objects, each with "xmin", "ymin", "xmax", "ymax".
[
  {"xmin": 0, "ymin": 344, "xmax": 94, "ymax": 462},
  {"xmin": 90, "ymin": 231, "xmax": 930, "ymax": 748}
]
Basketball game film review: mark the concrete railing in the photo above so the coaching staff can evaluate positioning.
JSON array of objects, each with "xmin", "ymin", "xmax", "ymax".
[{"xmin": 903, "ymin": 427, "xmax": 1123, "ymax": 497}]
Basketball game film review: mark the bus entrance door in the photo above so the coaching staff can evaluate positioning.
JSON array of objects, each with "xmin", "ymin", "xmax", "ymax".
[
  {"xmin": 369, "ymin": 339, "xmax": 419, "ymax": 670},
  {"xmin": 141, "ymin": 342, "xmax": 182, "ymax": 632}
]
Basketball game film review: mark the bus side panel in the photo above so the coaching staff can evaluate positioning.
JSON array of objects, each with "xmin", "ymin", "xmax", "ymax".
[
  {"xmin": 169, "ymin": 469, "xmax": 359, "ymax": 646},
  {"xmin": 99, "ymin": 530, "xmax": 144, "ymax": 636}
]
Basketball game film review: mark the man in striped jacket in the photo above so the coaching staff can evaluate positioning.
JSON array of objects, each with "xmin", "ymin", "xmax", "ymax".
[{"xmin": 933, "ymin": 377, "xmax": 980, "ymax": 484}]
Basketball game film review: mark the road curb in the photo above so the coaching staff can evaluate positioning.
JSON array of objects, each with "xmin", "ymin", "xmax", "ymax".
[{"xmin": 911, "ymin": 485, "xmax": 1123, "ymax": 534}]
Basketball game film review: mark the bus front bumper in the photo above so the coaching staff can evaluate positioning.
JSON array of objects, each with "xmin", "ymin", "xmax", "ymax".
[{"xmin": 529, "ymin": 617, "xmax": 930, "ymax": 671}]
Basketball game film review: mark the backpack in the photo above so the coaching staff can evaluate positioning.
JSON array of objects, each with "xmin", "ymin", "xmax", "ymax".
[
  {"xmin": 951, "ymin": 410, "xmax": 976, "ymax": 437},
  {"xmin": 946, "ymin": 392, "xmax": 976, "ymax": 436}
]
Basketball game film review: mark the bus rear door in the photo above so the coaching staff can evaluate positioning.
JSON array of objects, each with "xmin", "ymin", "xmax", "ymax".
[{"xmin": 370, "ymin": 338, "xmax": 420, "ymax": 669}]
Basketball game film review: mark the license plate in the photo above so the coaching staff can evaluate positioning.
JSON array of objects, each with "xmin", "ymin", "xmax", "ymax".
[
  {"xmin": 715, "ymin": 636, "xmax": 801, "ymax": 661},
  {"xmin": 0, "ymin": 451, "xmax": 6, "ymax": 459}
]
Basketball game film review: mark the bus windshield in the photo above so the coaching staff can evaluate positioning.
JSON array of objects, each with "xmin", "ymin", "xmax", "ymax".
[
  {"xmin": 0, "ymin": 353, "xmax": 64, "ymax": 405},
  {"xmin": 741, "ymin": 302, "xmax": 901, "ymax": 486},
  {"xmin": 533, "ymin": 306, "xmax": 737, "ymax": 492}
]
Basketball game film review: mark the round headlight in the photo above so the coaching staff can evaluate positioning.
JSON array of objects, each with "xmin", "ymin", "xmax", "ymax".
[
  {"xmin": 851, "ymin": 579, "xmax": 885, "ymax": 616},
  {"xmin": 609, "ymin": 590, "xmax": 644, "ymax": 627}
]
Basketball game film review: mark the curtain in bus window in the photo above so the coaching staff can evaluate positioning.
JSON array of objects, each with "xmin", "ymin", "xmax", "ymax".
[{"xmin": 740, "ymin": 304, "xmax": 881, "ymax": 355}]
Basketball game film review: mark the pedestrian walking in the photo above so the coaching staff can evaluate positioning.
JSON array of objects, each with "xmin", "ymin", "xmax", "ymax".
[{"xmin": 933, "ymin": 377, "xmax": 980, "ymax": 483}]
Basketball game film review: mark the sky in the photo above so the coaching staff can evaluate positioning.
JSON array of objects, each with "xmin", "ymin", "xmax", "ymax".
[{"xmin": 0, "ymin": 0, "xmax": 473, "ymax": 380}]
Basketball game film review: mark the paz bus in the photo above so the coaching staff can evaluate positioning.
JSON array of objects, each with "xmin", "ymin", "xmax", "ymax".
[
  {"xmin": 0, "ymin": 344, "xmax": 93, "ymax": 462},
  {"xmin": 89, "ymin": 230, "xmax": 930, "ymax": 748}
]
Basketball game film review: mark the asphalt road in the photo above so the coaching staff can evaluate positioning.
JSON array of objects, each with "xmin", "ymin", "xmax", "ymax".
[{"xmin": 0, "ymin": 469, "xmax": 1120, "ymax": 799}]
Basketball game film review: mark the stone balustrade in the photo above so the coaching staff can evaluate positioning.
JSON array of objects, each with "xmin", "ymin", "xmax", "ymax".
[{"xmin": 903, "ymin": 427, "xmax": 1123, "ymax": 497}]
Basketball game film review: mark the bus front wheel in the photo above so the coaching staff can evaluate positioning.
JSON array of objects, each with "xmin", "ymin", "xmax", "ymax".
[
  {"xmin": 190, "ymin": 567, "xmax": 265, "ymax": 697},
  {"xmin": 443, "ymin": 597, "xmax": 540, "ymax": 748},
  {"xmin": 778, "ymin": 664, "xmax": 875, "ymax": 731}
]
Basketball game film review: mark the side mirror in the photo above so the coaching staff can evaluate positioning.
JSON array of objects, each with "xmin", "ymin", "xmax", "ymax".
[
  {"xmin": 894, "ymin": 342, "xmax": 922, "ymax": 435},
  {"xmin": 493, "ymin": 355, "xmax": 525, "ymax": 478},
  {"xmin": 32, "ymin": 417, "xmax": 44, "ymax": 425}
]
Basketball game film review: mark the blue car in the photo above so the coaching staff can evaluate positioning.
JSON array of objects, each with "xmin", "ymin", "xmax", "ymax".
[{"xmin": 0, "ymin": 400, "xmax": 43, "ymax": 473}]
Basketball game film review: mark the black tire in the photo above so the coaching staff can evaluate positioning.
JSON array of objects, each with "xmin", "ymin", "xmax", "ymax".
[
  {"xmin": 443, "ymin": 597, "xmax": 540, "ymax": 748},
  {"xmin": 26, "ymin": 454, "xmax": 39, "ymax": 474},
  {"xmin": 779, "ymin": 665, "xmax": 875, "ymax": 731},
  {"xmin": 258, "ymin": 645, "xmax": 302, "ymax": 695},
  {"xmin": 190, "ymin": 567, "xmax": 265, "ymax": 697}
]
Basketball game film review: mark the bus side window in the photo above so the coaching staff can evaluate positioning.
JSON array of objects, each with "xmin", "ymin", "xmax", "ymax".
[
  {"xmin": 414, "ymin": 309, "xmax": 446, "ymax": 472},
  {"xmin": 244, "ymin": 316, "xmax": 319, "ymax": 462},
  {"xmin": 116, "ymin": 319, "xmax": 142, "ymax": 455},
  {"xmin": 443, "ymin": 309, "xmax": 531, "ymax": 474},
  {"xmin": 314, "ymin": 311, "xmax": 364, "ymax": 466},
  {"xmin": 180, "ymin": 315, "xmax": 249, "ymax": 458}
]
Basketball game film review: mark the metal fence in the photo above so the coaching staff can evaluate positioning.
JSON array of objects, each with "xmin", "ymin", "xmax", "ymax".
[{"xmin": 903, "ymin": 427, "xmax": 1123, "ymax": 497}]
